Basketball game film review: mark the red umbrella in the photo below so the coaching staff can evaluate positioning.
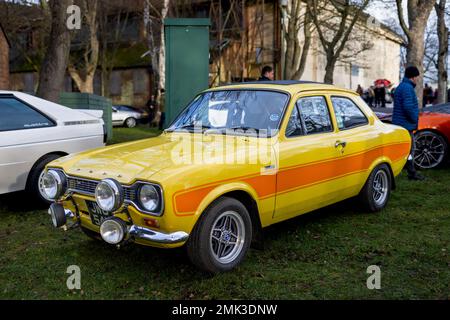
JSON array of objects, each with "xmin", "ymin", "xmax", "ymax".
[{"xmin": 375, "ymin": 79, "xmax": 392, "ymax": 87}]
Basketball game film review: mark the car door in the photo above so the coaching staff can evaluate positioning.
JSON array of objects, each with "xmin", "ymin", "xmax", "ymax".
[
  {"xmin": 274, "ymin": 94, "xmax": 342, "ymax": 221},
  {"xmin": 328, "ymin": 94, "xmax": 380, "ymax": 198},
  {"xmin": 0, "ymin": 95, "xmax": 56, "ymax": 194}
]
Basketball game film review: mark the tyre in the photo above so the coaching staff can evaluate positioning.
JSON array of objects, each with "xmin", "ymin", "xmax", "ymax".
[
  {"xmin": 26, "ymin": 154, "xmax": 62, "ymax": 206},
  {"xmin": 414, "ymin": 130, "xmax": 448, "ymax": 169},
  {"xmin": 81, "ymin": 226, "xmax": 102, "ymax": 241},
  {"xmin": 125, "ymin": 117, "xmax": 137, "ymax": 128},
  {"xmin": 358, "ymin": 164, "xmax": 392, "ymax": 212},
  {"xmin": 187, "ymin": 197, "xmax": 253, "ymax": 274}
]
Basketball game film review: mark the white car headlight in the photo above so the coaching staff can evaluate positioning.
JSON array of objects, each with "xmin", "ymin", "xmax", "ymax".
[
  {"xmin": 138, "ymin": 184, "xmax": 160, "ymax": 212},
  {"xmin": 95, "ymin": 179, "xmax": 124, "ymax": 212},
  {"xmin": 41, "ymin": 170, "xmax": 66, "ymax": 200}
]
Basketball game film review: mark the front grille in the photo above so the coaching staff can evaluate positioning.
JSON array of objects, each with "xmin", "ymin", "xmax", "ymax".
[{"xmin": 67, "ymin": 176, "xmax": 136, "ymax": 201}]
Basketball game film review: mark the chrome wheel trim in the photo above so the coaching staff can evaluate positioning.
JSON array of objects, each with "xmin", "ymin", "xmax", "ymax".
[
  {"xmin": 372, "ymin": 170, "xmax": 388, "ymax": 207},
  {"xmin": 38, "ymin": 169, "xmax": 52, "ymax": 201},
  {"xmin": 126, "ymin": 118, "xmax": 137, "ymax": 128},
  {"xmin": 209, "ymin": 211, "xmax": 246, "ymax": 265},
  {"xmin": 415, "ymin": 132, "xmax": 446, "ymax": 169}
]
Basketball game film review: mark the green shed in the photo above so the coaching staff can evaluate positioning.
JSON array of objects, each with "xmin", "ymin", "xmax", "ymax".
[{"xmin": 164, "ymin": 18, "xmax": 211, "ymax": 127}]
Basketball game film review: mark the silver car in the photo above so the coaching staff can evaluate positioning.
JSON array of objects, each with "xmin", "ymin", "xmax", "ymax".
[{"xmin": 112, "ymin": 105, "xmax": 147, "ymax": 128}]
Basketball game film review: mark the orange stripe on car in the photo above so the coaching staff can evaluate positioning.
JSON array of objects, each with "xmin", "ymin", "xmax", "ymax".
[{"xmin": 173, "ymin": 142, "xmax": 410, "ymax": 216}]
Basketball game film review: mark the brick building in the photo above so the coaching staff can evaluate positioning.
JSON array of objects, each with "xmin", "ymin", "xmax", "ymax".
[{"xmin": 0, "ymin": 22, "xmax": 10, "ymax": 90}]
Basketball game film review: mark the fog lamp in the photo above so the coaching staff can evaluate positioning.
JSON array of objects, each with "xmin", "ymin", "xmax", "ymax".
[{"xmin": 100, "ymin": 217, "xmax": 127, "ymax": 245}]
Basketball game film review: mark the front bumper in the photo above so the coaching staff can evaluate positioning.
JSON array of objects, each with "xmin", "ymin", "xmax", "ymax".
[{"xmin": 51, "ymin": 206, "xmax": 189, "ymax": 246}]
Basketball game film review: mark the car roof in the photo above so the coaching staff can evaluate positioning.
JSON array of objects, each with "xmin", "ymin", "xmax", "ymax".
[{"xmin": 206, "ymin": 80, "xmax": 357, "ymax": 96}]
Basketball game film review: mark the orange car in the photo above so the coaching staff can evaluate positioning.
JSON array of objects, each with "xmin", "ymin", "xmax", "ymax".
[{"xmin": 375, "ymin": 105, "xmax": 450, "ymax": 169}]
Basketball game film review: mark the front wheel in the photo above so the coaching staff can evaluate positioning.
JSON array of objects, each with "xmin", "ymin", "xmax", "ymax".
[
  {"xmin": 358, "ymin": 164, "xmax": 392, "ymax": 212},
  {"xmin": 125, "ymin": 117, "xmax": 137, "ymax": 128},
  {"xmin": 187, "ymin": 197, "xmax": 252, "ymax": 274}
]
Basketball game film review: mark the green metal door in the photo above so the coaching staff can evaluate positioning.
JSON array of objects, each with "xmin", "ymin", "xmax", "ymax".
[{"xmin": 164, "ymin": 18, "xmax": 210, "ymax": 127}]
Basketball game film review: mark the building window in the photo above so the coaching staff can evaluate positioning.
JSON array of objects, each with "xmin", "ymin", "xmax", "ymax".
[
  {"xmin": 133, "ymin": 69, "xmax": 147, "ymax": 94},
  {"xmin": 351, "ymin": 65, "xmax": 360, "ymax": 76},
  {"xmin": 110, "ymin": 71, "xmax": 122, "ymax": 96}
]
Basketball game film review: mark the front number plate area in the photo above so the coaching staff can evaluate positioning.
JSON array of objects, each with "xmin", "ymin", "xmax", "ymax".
[{"xmin": 86, "ymin": 201, "xmax": 111, "ymax": 226}]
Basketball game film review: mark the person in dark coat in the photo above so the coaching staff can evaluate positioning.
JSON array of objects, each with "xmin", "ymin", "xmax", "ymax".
[
  {"xmin": 392, "ymin": 66, "xmax": 424, "ymax": 181},
  {"xmin": 374, "ymin": 85, "xmax": 386, "ymax": 108},
  {"xmin": 258, "ymin": 66, "xmax": 274, "ymax": 81},
  {"xmin": 145, "ymin": 95, "xmax": 157, "ymax": 127}
]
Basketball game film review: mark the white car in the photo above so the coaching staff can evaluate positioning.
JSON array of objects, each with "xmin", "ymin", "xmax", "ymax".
[
  {"xmin": 0, "ymin": 91, "xmax": 106, "ymax": 203},
  {"xmin": 112, "ymin": 105, "xmax": 146, "ymax": 128}
]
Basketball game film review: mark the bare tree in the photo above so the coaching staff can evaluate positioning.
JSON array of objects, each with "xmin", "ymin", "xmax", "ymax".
[
  {"xmin": 395, "ymin": 0, "xmax": 436, "ymax": 107},
  {"xmin": 143, "ymin": 0, "xmax": 169, "ymax": 101},
  {"xmin": 37, "ymin": 0, "xmax": 73, "ymax": 102},
  {"xmin": 307, "ymin": 0, "xmax": 371, "ymax": 84},
  {"xmin": 67, "ymin": 0, "xmax": 99, "ymax": 93},
  {"xmin": 98, "ymin": 2, "xmax": 130, "ymax": 97},
  {"xmin": 435, "ymin": 0, "xmax": 448, "ymax": 104},
  {"xmin": 281, "ymin": 0, "xmax": 312, "ymax": 80}
]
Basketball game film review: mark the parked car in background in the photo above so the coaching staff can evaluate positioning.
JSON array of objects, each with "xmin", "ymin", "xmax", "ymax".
[
  {"xmin": 112, "ymin": 105, "xmax": 148, "ymax": 128},
  {"xmin": 44, "ymin": 81, "xmax": 411, "ymax": 273},
  {"xmin": 374, "ymin": 105, "xmax": 450, "ymax": 169},
  {"xmin": 0, "ymin": 91, "xmax": 106, "ymax": 204}
]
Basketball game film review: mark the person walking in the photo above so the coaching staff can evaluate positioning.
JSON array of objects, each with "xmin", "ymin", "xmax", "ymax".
[
  {"xmin": 356, "ymin": 84, "xmax": 364, "ymax": 96},
  {"xmin": 374, "ymin": 84, "xmax": 386, "ymax": 108},
  {"xmin": 258, "ymin": 66, "xmax": 274, "ymax": 81},
  {"xmin": 367, "ymin": 86, "xmax": 375, "ymax": 108},
  {"xmin": 145, "ymin": 95, "xmax": 157, "ymax": 127},
  {"xmin": 392, "ymin": 66, "xmax": 425, "ymax": 181}
]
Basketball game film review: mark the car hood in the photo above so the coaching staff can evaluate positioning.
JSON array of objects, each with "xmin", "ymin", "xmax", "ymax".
[
  {"xmin": 50, "ymin": 134, "xmax": 179, "ymax": 184},
  {"xmin": 50, "ymin": 132, "xmax": 278, "ymax": 185}
]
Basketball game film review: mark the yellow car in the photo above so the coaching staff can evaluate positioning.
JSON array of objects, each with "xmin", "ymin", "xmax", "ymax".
[{"xmin": 43, "ymin": 81, "xmax": 411, "ymax": 273}]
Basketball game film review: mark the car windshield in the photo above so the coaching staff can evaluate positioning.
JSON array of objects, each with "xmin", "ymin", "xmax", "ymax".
[{"xmin": 167, "ymin": 90, "xmax": 289, "ymax": 136}]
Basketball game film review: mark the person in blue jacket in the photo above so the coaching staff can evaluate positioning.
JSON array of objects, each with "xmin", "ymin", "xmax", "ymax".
[{"xmin": 393, "ymin": 66, "xmax": 425, "ymax": 181}]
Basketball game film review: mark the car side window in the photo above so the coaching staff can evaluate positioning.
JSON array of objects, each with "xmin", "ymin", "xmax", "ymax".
[
  {"xmin": 285, "ymin": 104, "xmax": 304, "ymax": 137},
  {"xmin": 331, "ymin": 97, "xmax": 368, "ymax": 130},
  {"xmin": 296, "ymin": 96, "xmax": 333, "ymax": 135},
  {"xmin": 0, "ymin": 97, "xmax": 54, "ymax": 132}
]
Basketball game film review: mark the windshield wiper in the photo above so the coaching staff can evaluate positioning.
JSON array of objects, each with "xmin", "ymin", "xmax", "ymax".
[{"xmin": 166, "ymin": 124, "xmax": 211, "ymax": 132}]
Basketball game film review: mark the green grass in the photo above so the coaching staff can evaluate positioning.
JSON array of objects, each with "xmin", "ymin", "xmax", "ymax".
[{"xmin": 0, "ymin": 126, "xmax": 449, "ymax": 299}]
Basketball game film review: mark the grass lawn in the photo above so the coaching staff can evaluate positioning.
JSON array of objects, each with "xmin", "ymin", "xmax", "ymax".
[{"xmin": 0, "ymin": 125, "xmax": 449, "ymax": 299}]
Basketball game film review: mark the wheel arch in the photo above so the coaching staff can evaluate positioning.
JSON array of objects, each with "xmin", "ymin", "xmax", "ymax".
[
  {"xmin": 192, "ymin": 184, "xmax": 263, "ymax": 246},
  {"xmin": 363, "ymin": 158, "xmax": 396, "ymax": 191},
  {"xmin": 416, "ymin": 128, "xmax": 449, "ymax": 145},
  {"xmin": 25, "ymin": 151, "xmax": 68, "ymax": 186}
]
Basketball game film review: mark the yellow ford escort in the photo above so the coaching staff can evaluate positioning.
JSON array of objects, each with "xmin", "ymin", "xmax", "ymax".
[{"xmin": 43, "ymin": 81, "xmax": 411, "ymax": 273}]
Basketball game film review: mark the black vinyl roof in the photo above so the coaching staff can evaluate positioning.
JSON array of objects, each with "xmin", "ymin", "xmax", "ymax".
[{"xmin": 223, "ymin": 80, "xmax": 326, "ymax": 86}]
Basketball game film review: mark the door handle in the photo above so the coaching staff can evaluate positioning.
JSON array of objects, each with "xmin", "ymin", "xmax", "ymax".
[{"xmin": 335, "ymin": 140, "xmax": 347, "ymax": 149}]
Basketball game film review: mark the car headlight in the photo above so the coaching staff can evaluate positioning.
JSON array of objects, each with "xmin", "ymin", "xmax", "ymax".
[
  {"xmin": 138, "ymin": 184, "xmax": 160, "ymax": 212},
  {"xmin": 95, "ymin": 179, "xmax": 124, "ymax": 212},
  {"xmin": 40, "ymin": 170, "xmax": 66, "ymax": 200}
]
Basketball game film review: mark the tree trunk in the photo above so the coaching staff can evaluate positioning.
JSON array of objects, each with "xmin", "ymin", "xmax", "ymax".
[
  {"xmin": 436, "ymin": 0, "xmax": 448, "ymax": 104},
  {"xmin": 324, "ymin": 56, "xmax": 336, "ymax": 84},
  {"xmin": 37, "ymin": 0, "xmax": 73, "ymax": 102},
  {"xmin": 68, "ymin": 0, "xmax": 99, "ymax": 94},
  {"xmin": 406, "ymin": 29, "xmax": 427, "ymax": 108},
  {"xmin": 396, "ymin": 0, "xmax": 436, "ymax": 108}
]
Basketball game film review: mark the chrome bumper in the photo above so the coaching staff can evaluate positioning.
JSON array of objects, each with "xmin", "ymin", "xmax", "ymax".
[
  {"xmin": 129, "ymin": 225, "xmax": 189, "ymax": 244},
  {"xmin": 60, "ymin": 208, "xmax": 189, "ymax": 245}
]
